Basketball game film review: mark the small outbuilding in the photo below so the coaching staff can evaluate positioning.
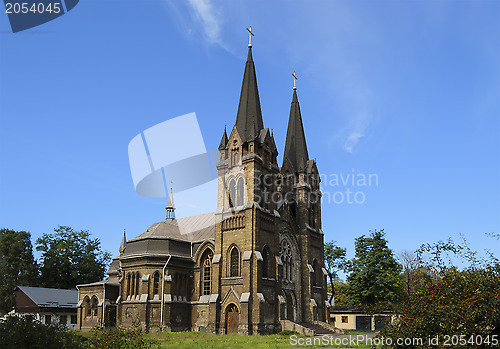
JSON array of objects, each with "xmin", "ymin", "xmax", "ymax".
[{"xmin": 14, "ymin": 286, "xmax": 79, "ymax": 329}]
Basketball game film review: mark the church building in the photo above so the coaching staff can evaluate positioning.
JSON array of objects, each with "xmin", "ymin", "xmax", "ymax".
[{"xmin": 77, "ymin": 36, "xmax": 331, "ymax": 335}]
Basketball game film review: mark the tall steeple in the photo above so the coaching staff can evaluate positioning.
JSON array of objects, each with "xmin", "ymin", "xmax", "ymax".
[
  {"xmin": 218, "ymin": 126, "xmax": 228, "ymax": 150},
  {"xmin": 283, "ymin": 77, "xmax": 309, "ymax": 172},
  {"xmin": 234, "ymin": 31, "xmax": 264, "ymax": 142},
  {"xmin": 165, "ymin": 188, "xmax": 175, "ymax": 223}
]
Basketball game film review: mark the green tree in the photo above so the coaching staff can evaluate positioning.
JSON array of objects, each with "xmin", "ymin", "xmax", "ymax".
[
  {"xmin": 0, "ymin": 229, "xmax": 38, "ymax": 313},
  {"xmin": 346, "ymin": 229, "xmax": 401, "ymax": 308},
  {"xmin": 324, "ymin": 241, "xmax": 347, "ymax": 303},
  {"xmin": 36, "ymin": 226, "xmax": 111, "ymax": 289},
  {"xmin": 380, "ymin": 234, "xmax": 500, "ymax": 348},
  {"xmin": 326, "ymin": 277, "xmax": 349, "ymax": 306}
]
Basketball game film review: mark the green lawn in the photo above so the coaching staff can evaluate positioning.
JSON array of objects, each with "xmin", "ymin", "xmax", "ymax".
[{"xmin": 145, "ymin": 331, "xmax": 380, "ymax": 349}]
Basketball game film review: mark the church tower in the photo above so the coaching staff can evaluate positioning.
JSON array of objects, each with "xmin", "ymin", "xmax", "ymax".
[
  {"xmin": 211, "ymin": 29, "xmax": 281, "ymax": 335},
  {"xmin": 280, "ymin": 77, "xmax": 326, "ymax": 323}
]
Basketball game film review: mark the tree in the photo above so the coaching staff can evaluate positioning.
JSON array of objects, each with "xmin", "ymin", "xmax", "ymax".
[
  {"xmin": 0, "ymin": 229, "xmax": 38, "ymax": 313},
  {"xmin": 36, "ymin": 226, "xmax": 111, "ymax": 289},
  {"xmin": 324, "ymin": 240, "xmax": 347, "ymax": 304},
  {"xmin": 381, "ymin": 236, "xmax": 500, "ymax": 348},
  {"xmin": 346, "ymin": 229, "xmax": 401, "ymax": 308}
]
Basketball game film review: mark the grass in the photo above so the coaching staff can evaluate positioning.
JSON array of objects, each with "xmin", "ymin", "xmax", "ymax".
[{"xmin": 144, "ymin": 331, "xmax": 381, "ymax": 348}]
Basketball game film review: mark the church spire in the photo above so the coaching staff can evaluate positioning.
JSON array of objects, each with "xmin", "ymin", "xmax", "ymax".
[
  {"xmin": 119, "ymin": 230, "xmax": 127, "ymax": 255},
  {"xmin": 234, "ymin": 28, "xmax": 264, "ymax": 142},
  {"xmin": 166, "ymin": 188, "xmax": 175, "ymax": 223},
  {"xmin": 219, "ymin": 125, "xmax": 228, "ymax": 150},
  {"xmin": 283, "ymin": 74, "xmax": 309, "ymax": 172}
]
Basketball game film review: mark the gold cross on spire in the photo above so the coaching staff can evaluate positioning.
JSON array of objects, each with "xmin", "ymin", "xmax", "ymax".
[
  {"xmin": 246, "ymin": 26, "xmax": 254, "ymax": 47},
  {"xmin": 292, "ymin": 71, "xmax": 298, "ymax": 90}
]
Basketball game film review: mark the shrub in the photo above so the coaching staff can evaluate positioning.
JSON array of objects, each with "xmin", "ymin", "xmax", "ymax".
[{"xmin": 0, "ymin": 314, "xmax": 87, "ymax": 349}]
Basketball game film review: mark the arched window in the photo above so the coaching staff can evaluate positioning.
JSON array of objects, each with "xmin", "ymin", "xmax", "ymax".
[
  {"xmin": 127, "ymin": 273, "xmax": 131, "ymax": 297},
  {"xmin": 262, "ymin": 247, "xmax": 269, "ymax": 278},
  {"xmin": 230, "ymin": 247, "xmax": 239, "ymax": 277},
  {"xmin": 202, "ymin": 250, "xmax": 213, "ymax": 296},
  {"xmin": 236, "ymin": 177, "xmax": 244, "ymax": 207},
  {"xmin": 153, "ymin": 272, "xmax": 160, "ymax": 295},
  {"xmin": 130, "ymin": 273, "xmax": 135, "ymax": 296},
  {"xmin": 312, "ymin": 260, "xmax": 321, "ymax": 287},
  {"xmin": 290, "ymin": 200, "xmax": 297, "ymax": 220},
  {"xmin": 83, "ymin": 297, "xmax": 91, "ymax": 317},
  {"xmin": 135, "ymin": 272, "xmax": 140, "ymax": 296},
  {"xmin": 90, "ymin": 296, "xmax": 98, "ymax": 317},
  {"xmin": 280, "ymin": 239, "xmax": 293, "ymax": 282},
  {"xmin": 228, "ymin": 179, "xmax": 236, "ymax": 208}
]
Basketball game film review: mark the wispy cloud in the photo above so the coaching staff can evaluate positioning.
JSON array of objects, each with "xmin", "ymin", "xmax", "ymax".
[
  {"xmin": 187, "ymin": 0, "xmax": 223, "ymax": 46},
  {"xmin": 344, "ymin": 132, "xmax": 365, "ymax": 153}
]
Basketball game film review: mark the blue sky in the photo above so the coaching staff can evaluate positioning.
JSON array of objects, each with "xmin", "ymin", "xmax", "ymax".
[{"xmin": 1, "ymin": 0, "xmax": 499, "ymax": 269}]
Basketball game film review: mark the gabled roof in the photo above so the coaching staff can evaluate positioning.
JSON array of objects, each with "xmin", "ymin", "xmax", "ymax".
[
  {"xmin": 234, "ymin": 47, "xmax": 264, "ymax": 142},
  {"xmin": 283, "ymin": 89, "xmax": 309, "ymax": 172},
  {"xmin": 16, "ymin": 286, "xmax": 78, "ymax": 309}
]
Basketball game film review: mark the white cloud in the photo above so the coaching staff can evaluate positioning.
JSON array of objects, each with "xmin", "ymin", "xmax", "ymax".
[
  {"xmin": 187, "ymin": 0, "xmax": 223, "ymax": 46},
  {"xmin": 344, "ymin": 132, "xmax": 365, "ymax": 153}
]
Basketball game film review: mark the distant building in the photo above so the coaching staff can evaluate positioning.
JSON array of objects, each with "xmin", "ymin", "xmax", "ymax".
[
  {"xmin": 78, "ymin": 38, "xmax": 333, "ymax": 335},
  {"xmin": 14, "ymin": 286, "xmax": 78, "ymax": 329},
  {"xmin": 330, "ymin": 306, "xmax": 391, "ymax": 332}
]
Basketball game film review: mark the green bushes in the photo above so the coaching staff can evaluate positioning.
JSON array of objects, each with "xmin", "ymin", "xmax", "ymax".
[{"xmin": 0, "ymin": 315, "xmax": 158, "ymax": 349}]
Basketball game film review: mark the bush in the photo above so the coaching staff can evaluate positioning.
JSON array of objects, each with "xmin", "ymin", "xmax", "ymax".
[
  {"xmin": 380, "ymin": 263, "xmax": 500, "ymax": 348},
  {"xmin": 0, "ymin": 314, "xmax": 87, "ymax": 349},
  {"xmin": 89, "ymin": 325, "xmax": 159, "ymax": 349}
]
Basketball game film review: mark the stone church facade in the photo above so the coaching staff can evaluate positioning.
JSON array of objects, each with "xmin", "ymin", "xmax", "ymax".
[{"xmin": 77, "ymin": 42, "xmax": 330, "ymax": 335}]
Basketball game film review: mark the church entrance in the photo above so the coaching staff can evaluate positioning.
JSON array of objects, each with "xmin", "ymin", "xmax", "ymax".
[
  {"xmin": 226, "ymin": 304, "xmax": 239, "ymax": 334},
  {"xmin": 285, "ymin": 292, "xmax": 297, "ymax": 322}
]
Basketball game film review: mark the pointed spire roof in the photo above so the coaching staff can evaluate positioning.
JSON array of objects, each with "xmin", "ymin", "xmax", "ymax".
[
  {"xmin": 218, "ymin": 126, "xmax": 228, "ymax": 150},
  {"xmin": 166, "ymin": 188, "xmax": 175, "ymax": 209},
  {"xmin": 283, "ymin": 88, "xmax": 309, "ymax": 172},
  {"xmin": 119, "ymin": 230, "xmax": 127, "ymax": 254},
  {"xmin": 234, "ymin": 47, "xmax": 264, "ymax": 142}
]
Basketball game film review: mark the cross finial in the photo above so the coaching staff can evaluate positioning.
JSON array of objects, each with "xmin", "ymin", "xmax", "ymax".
[
  {"xmin": 246, "ymin": 26, "xmax": 254, "ymax": 47},
  {"xmin": 292, "ymin": 71, "xmax": 298, "ymax": 90}
]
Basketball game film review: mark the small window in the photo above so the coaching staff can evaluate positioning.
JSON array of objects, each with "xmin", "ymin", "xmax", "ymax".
[
  {"xmin": 71, "ymin": 315, "xmax": 77, "ymax": 324},
  {"xmin": 342, "ymin": 316, "xmax": 348, "ymax": 323},
  {"xmin": 153, "ymin": 272, "xmax": 160, "ymax": 295},
  {"xmin": 262, "ymin": 248, "xmax": 269, "ymax": 278},
  {"xmin": 45, "ymin": 315, "xmax": 51, "ymax": 324},
  {"xmin": 230, "ymin": 247, "xmax": 239, "ymax": 277},
  {"xmin": 59, "ymin": 315, "xmax": 67, "ymax": 324},
  {"xmin": 228, "ymin": 179, "xmax": 236, "ymax": 208}
]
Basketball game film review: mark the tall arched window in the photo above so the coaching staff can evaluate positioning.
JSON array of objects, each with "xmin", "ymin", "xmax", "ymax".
[
  {"xmin": 127, "ymin": 274, "xmax": 131, "ymax": 297},
  {"xmin": 262, "ymin": 247, "xmax": 269, "ymax": 278},
  {"xmin": 153, "ymin": 272, "xmax": 160, "ymax": 296},
  {"xmin": 236, "ymin": 177, "xmax": 244, "ymax": 206},
  {"xmin": 228, "ymin": 179, "xmax": 236, "ymax": 208},
  {"xmin": 130, "ymin": 273, "xmax": 135, "ymax": 296},
  {"xmin": 83, "ymin": 297, "xmax": 91, "ymax": 317},
  {"xmin": 202, "ymin": 250, "xmax": 213, "ymax": 295},
  {"xmin": 312, "ymin": 260, "xmax": 320, "ymax": 287},
  {"xmin": 90, "ymin": 296, "xmax": 98, "ymax": 317},
  {"xmin": 135, "ymin": 272, "xmax": 140, "ymax": 295},
  {"xmin": 230, "ymin": 247, "xmax": 239, "ymax": 277},
  {"xmin": 280, "ymin": 239, "xmax": 293, "ymax": 282}
]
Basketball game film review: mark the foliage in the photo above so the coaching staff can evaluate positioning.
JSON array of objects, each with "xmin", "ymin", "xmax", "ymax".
[
  {"xmin": 0, "ymin": 229, "xmax": 39, "ymax": 313},
  {"xmin": 380, "ymin": 234, "xmax": 500, "ymax": 348},
  {"xmin": 324, "ymin": 241, "xmax": 347, "ymax": 303},
  {"xmin": 89, "ymin": 325, "xmax": 159, "ymax": 349},
  {"xmin": 0, "ymin": 314, "xmax": 87, "ymax": 349},
  {"xmin": 346, "ymin": 229, "xmax": 402, "ymax": 309},
  {"xmin": 326, "ymin": 277, "xmax": 349, "ymax": 306},
  {"xmin": 36, "ymin": 225, "xmax": 112, "ymax": 289}
]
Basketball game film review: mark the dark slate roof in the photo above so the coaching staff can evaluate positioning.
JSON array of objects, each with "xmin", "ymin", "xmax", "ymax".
[
  {"xmin": 218, "ymin": 127, "xmax": 228, "ymax": 150},
  {"xmin": 283, "ymin": 89, "xmax": 309, "ymax": 172},
  {"xmin": 235, "ymin": 47, "xmax": 264, "ymax": 142},
  {"xmin": 16, "ymin": 286, "xmax": 78, "ymax": 309},
  {"xmin": 130, "ymin": 212, "xmax": 216, "ymax": 243},
  {"xmin": 107, "ymin": 258, "xmax": 120, "ymax": 276}
]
